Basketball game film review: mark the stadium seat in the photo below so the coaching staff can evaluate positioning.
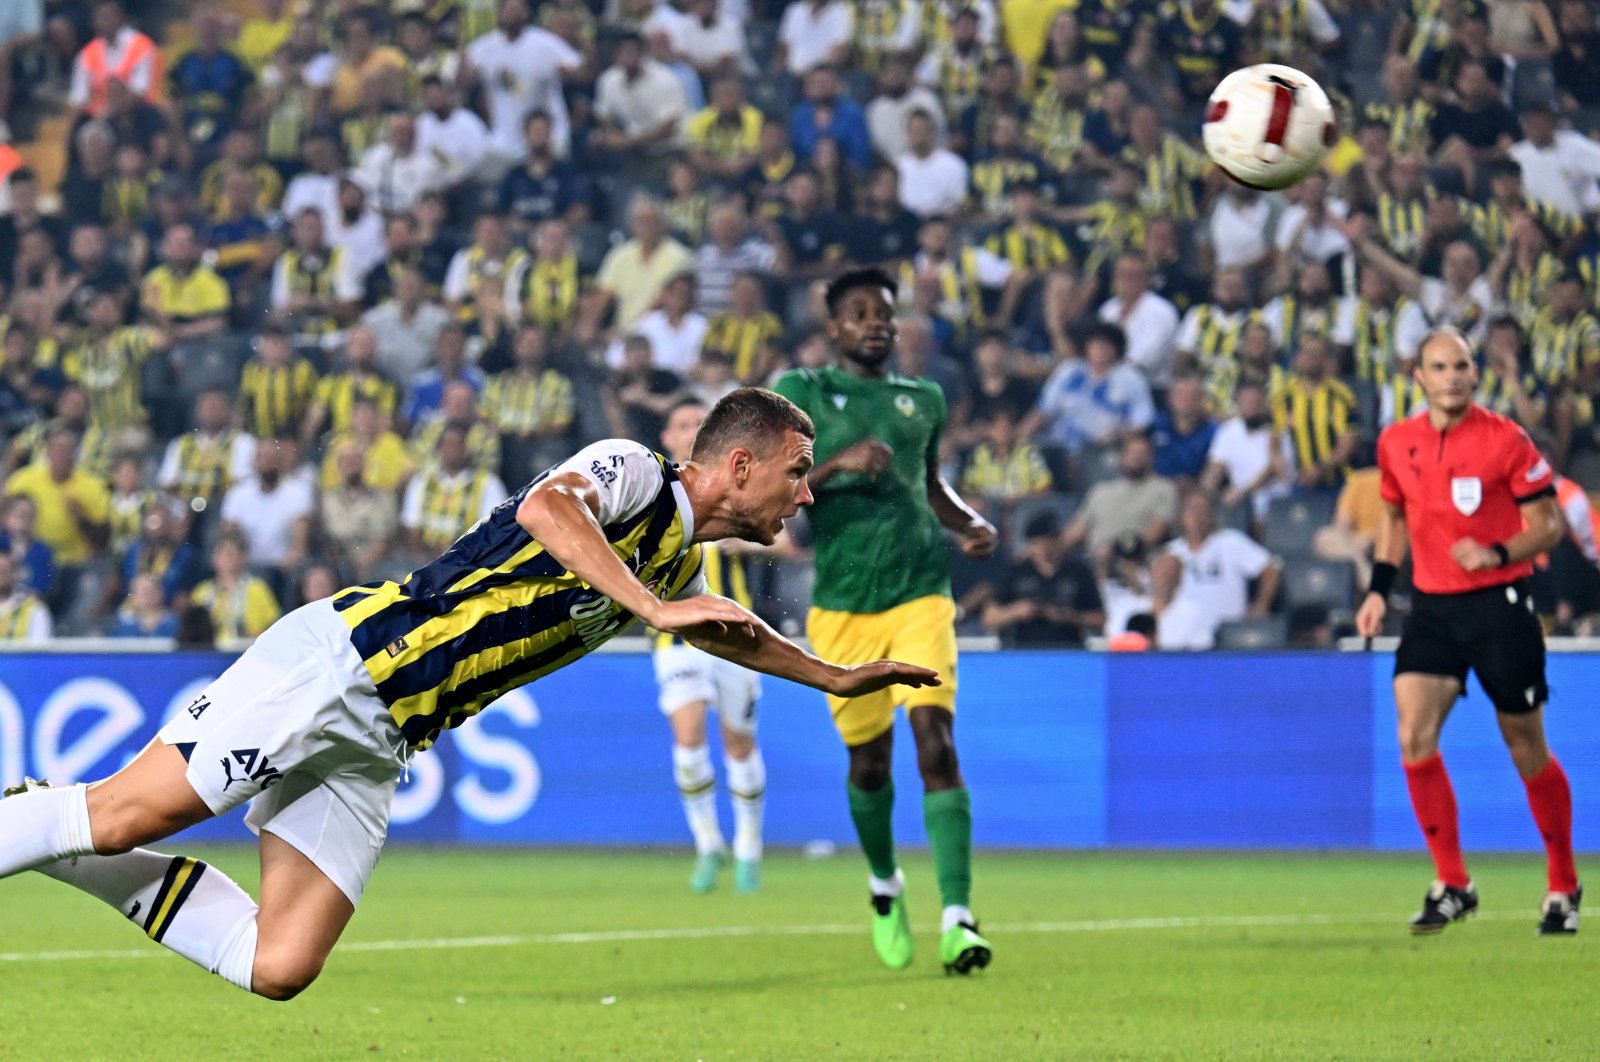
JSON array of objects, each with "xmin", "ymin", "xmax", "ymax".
[
  {"xmin": 1262, "ymin": 493, "xmax": 1339, "ymax": 557},
  {"xmin": 1213, "ymin": 615, "xmax": 1289, "ymax": 650},
  {"xmin": 1566, "ymin": 450, "xmax": 1600, "ymax": 494},
  {"xmin": 1006, "ymin": 493, "xmax": 1077, "ymax": 557},
  {"xmin": 1282, "ymin": 558, "xmax": 1356, "ymax": 611},
  {"xmin": 1217, "ymin": 496, "xmax": 1252, "ymax": 533}
]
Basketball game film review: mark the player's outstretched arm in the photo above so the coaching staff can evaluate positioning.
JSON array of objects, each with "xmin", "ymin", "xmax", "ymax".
[
  {"xmin": 518, "ymin": 472, "xmax": 756, "ymax": 638},
  {"xmin": 683, "ymin": 604, "xmax": 941, "ymax": 696}
]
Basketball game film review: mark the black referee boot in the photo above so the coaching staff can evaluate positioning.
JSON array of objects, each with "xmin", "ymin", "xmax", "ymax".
[
  {"xmin": 1538, "ymin": 885, "xmax": 1582, "ymax": 936},
  {"xmin": 1409, "ymin": 880, "xmax": 1478, "ymax": 934}
]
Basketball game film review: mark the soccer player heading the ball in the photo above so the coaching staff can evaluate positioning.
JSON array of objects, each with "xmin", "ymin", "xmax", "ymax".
[
  {"xmin": 774, "ymin": 268, "xmax": 999, "ymax": 975},
  {"xmin": 0, "ymin": 388, "xmax": 939, "ymax": 1000},
  {"xmin": 1357, "ymin": 328, "xmax": 1581, "ymax": 936}
]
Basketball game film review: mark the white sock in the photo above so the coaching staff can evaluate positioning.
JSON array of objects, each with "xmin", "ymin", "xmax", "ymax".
[
  {"xmin": 941, "ymin": 904, "xmax": 974, "ymax": 933},
  {"xmin": 870, "ymin": 868, "xmax": 905, "ymax": 899},
  {"xmin": 36, "ymin": 849, "xmax": 260, "ymax": 990},
  {"xmin": 672, "ymin": 744, "xmax": 725, "ymax": 856},
  {"xmin": 0, "ymin": 783, "xmax": 95, "ymax": 878},
  {"xmin": 724, "ymin": 749, "xmax": 765, "ymax": 863}
]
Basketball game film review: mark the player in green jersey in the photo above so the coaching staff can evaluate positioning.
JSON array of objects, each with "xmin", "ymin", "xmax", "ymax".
[{"xmin": 773, "ymin": 268, "xmax": 999, "ymax": 975}]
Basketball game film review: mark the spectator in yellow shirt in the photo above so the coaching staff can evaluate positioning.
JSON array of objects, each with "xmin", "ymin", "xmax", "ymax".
[
  {"xmin": 190, "ymin": 530, "xmax": 281, "ymax": 644},
  {"xmin": 4, "ymin": 425, "xmax": 111, "ymax": 617},
  {"xmin": 317, "ymin": 395, "xmax": 414, "ymax": 492}
]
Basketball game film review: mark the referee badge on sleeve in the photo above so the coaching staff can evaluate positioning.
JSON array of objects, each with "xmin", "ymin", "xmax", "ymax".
[{"xmin": 1451, "ymin": 477, "xmax": 1482, "ymax": 516}]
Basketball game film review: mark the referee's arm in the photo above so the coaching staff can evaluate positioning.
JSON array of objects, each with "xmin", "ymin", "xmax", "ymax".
[
  {"xmin": 1355, "ymin": 502, "xmax": 1410, "ymax": 638},
  {"xmin": 1448, "ymin": 494, "xmax": 1566, "ymax": 574}
]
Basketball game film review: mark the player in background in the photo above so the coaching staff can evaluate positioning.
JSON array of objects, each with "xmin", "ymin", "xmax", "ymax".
[
  {"xmin": 0, "ymin": 388, "xmax": 941, "ymax": 1000},
  {"xmin": 654, "ymin": 398, "xmax": 771, "ymax": 894},
  {"xmin": 1356, "ymin": 328, "xmax": 1581, "ymax": 935},
  {"xmin": 773, "ymin": 268, "xmax": 999, "ymax": 975}
]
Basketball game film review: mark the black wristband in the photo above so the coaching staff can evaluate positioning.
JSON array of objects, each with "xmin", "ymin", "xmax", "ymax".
[
  {"xmin": 1491, "ymin": 542, "xmax": 1511, "ymax": 567},
  {"xmin": 1368, "ymin": 562, "xmax": 1398, "ymax": 600}
]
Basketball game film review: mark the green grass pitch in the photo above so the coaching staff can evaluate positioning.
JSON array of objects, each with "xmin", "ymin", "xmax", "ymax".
[{"xmin": 1, "ymin": 849, "xmax": 1593, "ymax": 1060}]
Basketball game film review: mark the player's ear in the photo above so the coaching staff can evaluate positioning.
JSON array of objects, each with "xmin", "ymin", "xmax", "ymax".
[{"xmin": 729, "ymin": 445, "xmax": 753, "ymax": 487}]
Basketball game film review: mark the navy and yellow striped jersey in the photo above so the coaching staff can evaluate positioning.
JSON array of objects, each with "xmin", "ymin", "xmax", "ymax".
[
  {"xmin": 335, "ymin": 442, "xmax": 706, "ymax": 750},
  {"xmin": 654, "ymin": 543, "xmax": 751, "ymax": 650}
]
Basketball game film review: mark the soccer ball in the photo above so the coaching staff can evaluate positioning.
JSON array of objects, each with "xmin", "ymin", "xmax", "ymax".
[{"xmin": 1202, "ymin": 64, "xmax": 1336, "ymax": 191}]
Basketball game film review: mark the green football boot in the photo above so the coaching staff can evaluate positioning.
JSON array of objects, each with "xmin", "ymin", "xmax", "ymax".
[
  {"xmin": 940, "ymin": 921, "xmax": 992, "ymax": 975},
  {"xmin": 689, "ymin": 850, "xmax": 727, "ymax": 893},
  {"xmin": 2, "ymin": 777, "xmax": 49, "ymax": 797},
  {"xmin": 871, "ymin": 892, "xmax": 914, "ymax": 970},
  {"xmin": 733, "ymin": 859, "xmax": 761, "ymax": 894}
]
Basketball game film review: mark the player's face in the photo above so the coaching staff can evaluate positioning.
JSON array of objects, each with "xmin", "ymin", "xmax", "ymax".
[
  {"xmin": 728, "ymin": 429, "xmax": 815, "ymax": 545},
  {"xmin": 1415, "ymin": 338, "xmax": 1478, "ymax": 414},
  {"xmin": 828, "ymin": 286, "xmax": 898, "ymax": 368}
]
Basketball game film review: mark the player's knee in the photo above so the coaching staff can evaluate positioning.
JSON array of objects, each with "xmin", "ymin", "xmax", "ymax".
[
  {"xmin": 87, "ymin": 802, "xmax": 157, "ymax": 856},
  {"xmin": 252, "ymin": 949, "xmax": 325, "ymax": 1002},
  {"xmin": 723, "ymin": 730, "xmax": 755, "ymax": 759},
  {"xmin": 915, "ymin": 734, "xmax": 961, "ymax": 787},
  {"xmin": 848, "ymin": 747, "xmax": 892, "ymax": 791}
]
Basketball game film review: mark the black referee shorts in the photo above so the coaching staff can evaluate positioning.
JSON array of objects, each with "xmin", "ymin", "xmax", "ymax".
[{"xmin": 1395, "ymin": 580, "xmax": 1548, "ymax": 715}]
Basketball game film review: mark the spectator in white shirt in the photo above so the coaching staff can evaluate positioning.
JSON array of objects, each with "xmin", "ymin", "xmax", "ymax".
[
  {"xmin": 280, "ymin": 131, "xmax": 344, "ymax": 225},
  {"xmin": 897, "ymin": 109, "xmax": 969, "ymax": 218},
  {"xmin": 219, "ymin": 440, "xmax": 315, "ymax": 577},
  {"xmin": 1272, "ymin": 172, "xmax": 1351, "ymax": 289},
  {"xmin": 593, "ymin": 31, "xmax": 691, "ymax": 158},
  {"xmin": 605, "ymin": 273, "xmax": 708, "ymax": 372},
  {"xmin": 1021, "ymin": 321, "xmax": 1155, "ymax": 454},
  {"xmin": 1098, "ymin": 253, "xmax": 1181, "ymax": 388},
  {"xmin": 355, "ymin": 113, "xmax": 450, "ymax": 214},
  {"xmin": 461, "ymin": 0, "xmax": 584, "ymax": 165},
  {"xmin": 867, "ymin": 57, "xmax": 947, "ymax": 164},
  {"xmin": 1200, "ymin": 380, "xmax": 1294, "ymax": 521},
  {"xmin": 775, "ymin": 0, "xmax": 853, "ymax": 76},
  {"xmin": 1510, "ymin": 101, "xmax": 1600, "ymax": 217},
  {"xmin": 1206, "ymin": 184, "xmax": 1280, "ymax": 275},
  {"xmin": 325, "ymin": 175, "xmax": 388, "ymax": 290},
  {"xmin": 1152, "ymin": 490, "xmax": 1283, "ymax": 650},
  {"xmin": 362, "ymin": 266, "xmax": 453, "ymax": 384},
  {"xmin": 676, "ymin": 0, "xmax": 755, "ymax": 77},
  {"xmin": 416, "ymin": 77, "xmax": 491, "ymax": 187}
]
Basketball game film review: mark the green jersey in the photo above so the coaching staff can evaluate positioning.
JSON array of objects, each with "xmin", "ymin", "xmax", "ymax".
[{"xmin": 773, "ymin": 365, "xmax": 951, "ymax": 613}]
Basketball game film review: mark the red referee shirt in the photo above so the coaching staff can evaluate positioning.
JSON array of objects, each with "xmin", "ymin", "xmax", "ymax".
[{"xmin": 1377, "ymin": 404, "xmax": 1555, "ymax": 594}]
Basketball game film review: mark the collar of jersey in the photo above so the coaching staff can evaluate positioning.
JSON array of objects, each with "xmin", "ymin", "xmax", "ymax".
[{"xmin": 670, "ymin": 476, "xmax": 695, "ymax": 543}]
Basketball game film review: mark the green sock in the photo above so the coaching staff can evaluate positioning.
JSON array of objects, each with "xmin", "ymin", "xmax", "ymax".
[
  {"xmin": 847, "ymin": 780, "xmax": 898, "ymax": 881},
  {"xmin": 923, "ymin": 787, "xmax": 972, "ymax": 908}
]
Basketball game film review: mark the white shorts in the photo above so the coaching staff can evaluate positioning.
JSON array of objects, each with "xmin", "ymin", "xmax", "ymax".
[
  {"xmin": 157, "ymin": 599, "xmax": 403, "ymax": 906},
  {"xmin": 652, "ymin": 644, "xmax": 760, "ymax": 735}
]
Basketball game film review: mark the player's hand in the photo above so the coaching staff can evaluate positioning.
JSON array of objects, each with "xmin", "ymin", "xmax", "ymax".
[
  {"xmin": 646, "ymin": 595, "xmax": 758, "ymax": 641},
  {"xmin": 828, "ymin": 660, "xmax": 942, "ymax": 698},
  {"xmin": 1354, "ymin": 592, "xmax": 1386, "ymax": 638},
  {"xmin": 958, "ymin": 517, "xmax": 998, "ymax": 558},
  {"xmin": 828, "ymin": 439, "xmax": 894, "ymax": 477},
  {"xmin": 1450, "ymin": 537, "xmax": 1498, "ymax": 572}
]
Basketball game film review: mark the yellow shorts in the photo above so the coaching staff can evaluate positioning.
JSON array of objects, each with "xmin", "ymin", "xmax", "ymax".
[{"xmin": 807, "ymin": 594, "xmax": 958, "ymax": 747}]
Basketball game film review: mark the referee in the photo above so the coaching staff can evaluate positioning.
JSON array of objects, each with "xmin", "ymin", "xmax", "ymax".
[{"xmin": 1356, "ymin": 328, "xmax": 1581, "ymax": 936}]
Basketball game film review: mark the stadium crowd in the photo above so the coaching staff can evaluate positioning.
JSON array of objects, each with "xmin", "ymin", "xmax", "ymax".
[{"xmin": 0, "ymin": 0, "xmax": 1598, "ymax": 649}]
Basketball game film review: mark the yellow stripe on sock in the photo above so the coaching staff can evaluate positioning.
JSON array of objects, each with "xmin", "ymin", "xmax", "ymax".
[{"xmin": 145, "ymin": 858, "xmax": 199, "ymax": 941}]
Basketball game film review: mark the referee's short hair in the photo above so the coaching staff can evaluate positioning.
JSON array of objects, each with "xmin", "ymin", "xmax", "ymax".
[
  {"xmin": 692, "ymin": 387, "xmax": 815, "ymax": 461},
  {"xmin": 1418, "ymin": 326, "xmax": 1473, "ymax": 359}
]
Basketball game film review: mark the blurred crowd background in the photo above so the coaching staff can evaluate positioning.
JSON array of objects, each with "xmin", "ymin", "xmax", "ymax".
[{"xmin": 0, "ymin": 0, "xmax": 1597, "ymax": 651}]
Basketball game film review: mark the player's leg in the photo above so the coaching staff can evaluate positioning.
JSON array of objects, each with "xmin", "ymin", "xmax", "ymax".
[
  {"xmin": 717, "ymin": 660, "xmax": 764, "ymax": 893},
  {"xmin": 1393, "ymin": 596, "xmax": 1478, "ymax": 933},
  {"xmin": 4, "ymin": 743, "xmax": 268, "ymax": 992},
  {"xmin": 657, "ymin": 644, "xmax": 729, "ymax": 892},
  {"xmin": 249, "ymin": 832, "xmax": 357, "ymax": 1000},
  {"xmin": 1475, "ymin": 599, "xmax": 1580, "ymax": 934},
  {"xmin": 668, "ymin": 701, "xmax": 730, "ymax": 892},
  {"xmin": 810, "ymin": 604, "xmax": 913, "ymax": 967},
  {"xmin": 1396, "ymin": 673, "xmax": 1477, "ymax": 932}
]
